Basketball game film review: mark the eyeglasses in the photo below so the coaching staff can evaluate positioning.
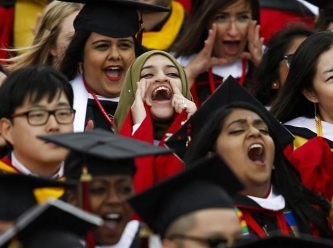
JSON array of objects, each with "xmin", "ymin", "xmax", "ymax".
[
  {"xmin": 11, "ymin": 108, "xmax": 76, "ymax": 126},
  {"xmin": 283, "ymin": 54, "xmax": 294, "ymax": 68},
  {"xmin": 168, "ymin": 234, "xmax": 230, "ymax": 248}
]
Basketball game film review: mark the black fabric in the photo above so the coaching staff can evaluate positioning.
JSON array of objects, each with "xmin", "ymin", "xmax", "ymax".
[
  {"xmin": 284, "ymin": 125, "xmax": 333, "ymax": 148},
  {"xmin": 303, "ymin": 0, "xmax": 333, "ymax": 9},
  {"xmin": 85, "ymin": 98, "xmax": 117, "ymax": 132},
  {"xmin": 0, "ymin": 174, "xmax": 76, "ymax": 221},
  {"xmin": 37, "ymin": 129, "xmax": 173, "ymax": 177},
  {"xmin": 128, "ymin": 155, "xmax": 243, "ymax": 236},
  {"xmin": 259, "ymin": 0, "xmax": 315, "ymax": 15}
]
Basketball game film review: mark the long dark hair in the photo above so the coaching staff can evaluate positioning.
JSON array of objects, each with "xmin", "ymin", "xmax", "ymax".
[
  {"xmin": 254, "ymin": 23, "xmax": 313, "ymax": 106},
  {"xmin": 172, "ymin": 0, "xmax": 260, "ymax": 57},
  {"xmin": 60, "ymin": 30, "xmax": 146, "ymax": 81},
  {"xmin": 184, "ymin": 102, "xmax": 332, "ymax": 238},
  {"xmin": 270, "ymin": 31, "xmax": 333, "ymax": 123}
]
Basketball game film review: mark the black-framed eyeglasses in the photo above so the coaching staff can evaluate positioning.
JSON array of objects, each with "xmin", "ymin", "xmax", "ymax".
[
  {"xmin": 283, "ymin": 54, "xmax": 293, "ymax": 68},
  {"xmin": 11, "ymin": 108, "xmax": 76, "ymax": 126},
  {"xmin": 168, "ymin": 234, "xmax": 229, "ymax": 248}
]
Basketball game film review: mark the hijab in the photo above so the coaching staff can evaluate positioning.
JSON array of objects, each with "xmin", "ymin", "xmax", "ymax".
[{"xmin": 114, "ymin": 50, "xmax": 192, "ymax": 133}]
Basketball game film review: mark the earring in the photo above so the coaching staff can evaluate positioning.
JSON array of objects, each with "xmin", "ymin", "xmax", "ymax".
[
  {"xmin": 272, "ymin": 165, "xmax": 275, "ymax": 170},
  {"xmin": 271, "ymin": 82, "xmax": 279, "ymax": 89}
]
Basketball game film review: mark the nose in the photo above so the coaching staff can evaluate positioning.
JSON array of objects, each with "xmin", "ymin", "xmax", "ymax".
[
  {"xmin": 154, "ymin": 71, "xmax": 168, "ymax": 83},
  {"xmin": 247, "ymin": 125, "xmax": 261, "ymax": 138},
  {"xmin": 105, "ymin": 190, "xmax": 122, "ymax": 204},
  {"xmin": 45, "ymin": 114, "xmax": 60, "ymax": 132},
  {"xmin": 226, "ymin": 20, "xmax": 239, "ymax": 37},
  {"xmin": 108, "ymin": 47, "xmax": 121, "ymax": 61}
]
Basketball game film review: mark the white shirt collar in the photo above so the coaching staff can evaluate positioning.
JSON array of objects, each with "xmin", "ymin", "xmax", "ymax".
[
  {"xmin": 11, "ymin": 152, "xmax": 64, "ymax": 179},
  {"xmin": 247, "ymin": 187, "xmax": 285, "ymax": 211}
]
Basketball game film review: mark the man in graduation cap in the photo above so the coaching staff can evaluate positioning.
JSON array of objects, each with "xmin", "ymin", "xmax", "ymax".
[
  {"xmin": 127, "ymin": 155, "xmax": 244, "ymax": 248},
  {"xmin": 59, "ymin": 0, "xmax": 169, "ymax": 133},
  {"xmin": 38, "ymin": 129, "xmax": 173, "ymax": 248},
  {"xmin": 0, "ymin": 197, "xmax": 103, "ymax": 248}
]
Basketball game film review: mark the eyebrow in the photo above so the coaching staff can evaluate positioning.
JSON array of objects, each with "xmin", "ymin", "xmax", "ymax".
[
  {"xmin": 141, "ymin": 64, "xmax": 177, "ymax": 71},
  {"xmin": 323, "ymin": 67, "xmax": 333, "ymax": 74},
  {"xmin": 226, "ymin": 118, "xmax": 265, "ymax": 128},
  {"xmin": 29, "ymin": 102, "xmax": 70, "ymax": 109}
]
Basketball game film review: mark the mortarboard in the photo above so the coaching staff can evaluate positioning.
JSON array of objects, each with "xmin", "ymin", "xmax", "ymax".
[
  {"xmin": 231, "ymin": 233, "xmax": 333, "ymax": 248},
  {"xmin": 165, "ymin": 76, "xmax": 294, "ymax": 160},
  {"xmin": 0, "ymin": 198, "xmax": 103, "ymax": 248},
  {"xmin": 38, "ymin": 129, "xmax": 173, "ymax": 179},
  {"xmin": 0, "ymin": 174, "xmax": 76, "ymax": 221},
  {"xmin": 59, "ymin": 0, "xmax": 169, "ymax": 39},
  {"xmin": 127, "ymin": 155, "xmax": 244, "ymax": 237}
]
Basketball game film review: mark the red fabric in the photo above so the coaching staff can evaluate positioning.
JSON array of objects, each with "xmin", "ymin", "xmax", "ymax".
[
  {"xmin": 118, "ymin": 104, "xmax": 185, "ymax": 193},
  {"xmin": 284, "ymin": 137, "xmax": 333, "ymax": 201},
  {"xmin": 174, "ymin": 0, "xmax": 191, "ymax": 13},
  {"xmin": 0, "ymin": 6, "xmax": 14, "ymax": 61},
  {"xmin": 260, "ymin": 8, "xmax": 315, "ymax": 45}
]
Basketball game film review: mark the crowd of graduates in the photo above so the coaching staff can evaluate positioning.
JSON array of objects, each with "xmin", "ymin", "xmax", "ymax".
[{"xmin": 1, "ymin": 0, "xmax": 333, "ymax": 247}]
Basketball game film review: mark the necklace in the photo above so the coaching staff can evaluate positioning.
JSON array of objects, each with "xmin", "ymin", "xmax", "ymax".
[
  {"xmin": 82, "ymin": 76, "xmax": 114, "ymax": 129},
  {"xmin": 315, "ymin": 114, "xmax": 323, "ymax": 137}
]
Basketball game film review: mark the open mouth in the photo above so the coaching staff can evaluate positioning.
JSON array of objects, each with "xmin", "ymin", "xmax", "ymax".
[
  {"xmin": 222, "ymin": 41, "xmax": 240, "ymax": 55},
  {"xmin": 102, "ymin": 213, "xmax": 123, "ymax": 233},
  {"xmin": 247, "ymin": 143, "xmax": 265, "ymax": 164},
  {"xmin": 104, "ymin": 66, "xmax": 123, "ymax": 80},
  {"xmin": 151, "ymin": 86, "xmax": 172, "ymax": 101}
]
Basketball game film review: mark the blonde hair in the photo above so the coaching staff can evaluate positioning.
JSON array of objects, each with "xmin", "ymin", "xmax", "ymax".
[{"xmin": 2, "ymin": 1, "xmax": 83, "ymax": 72}]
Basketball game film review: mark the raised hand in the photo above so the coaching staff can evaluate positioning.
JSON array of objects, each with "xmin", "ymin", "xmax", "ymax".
[
  {"xmin": 184, "ymin": 23, "xmax": 228, "ymax": 87},
  {"xmin": 241, "ymin": 20, "xmax": 264, "ymax": 67},
  {"xmin": 170, "ymin": 79, "xmax": 196, "ymax": 118},
  {"xmin": 131, "ymin": 79, "xmax": 150, "ymax": 125},
  {"xmin": 85, "ymin": 119, "xmax": 94, "ymax": 131}
]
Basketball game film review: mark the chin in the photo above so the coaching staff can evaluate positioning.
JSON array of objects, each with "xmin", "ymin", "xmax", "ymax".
[{"xmin": 151, "ymin": 107, "xmax": 174, "ymax": 121}]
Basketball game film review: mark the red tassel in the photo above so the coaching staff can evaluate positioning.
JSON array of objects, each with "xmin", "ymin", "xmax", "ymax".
[{"xmin": 80, "ymin": 165, "xmax": 95, "ymax": 248}]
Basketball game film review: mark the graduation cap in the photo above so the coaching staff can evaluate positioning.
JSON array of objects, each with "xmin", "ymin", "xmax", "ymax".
[
  {"xmin": 165, "ymin": 76, "xmax": 294, "ymax": 160},
  {"xmin": 231, "ymin": 233, "xmax": 333, "ymax": 248},
  {"xmin": 38, "ymin": 129, "xmax": 173, "ymax": 179},
  {"xmin": 0, "ymin": 174, "xmax": 76, "ymax": 221},
  {"xmin": 0, "ymin": 198, "xmax": 103, "ymax": 248},
  {"xmin": 127, "ymin": 155, "xmax": 244, "ymax": 237},
  {"xmin": 59, "ymin": 0, "xmax": 169, "ymax": 39}
]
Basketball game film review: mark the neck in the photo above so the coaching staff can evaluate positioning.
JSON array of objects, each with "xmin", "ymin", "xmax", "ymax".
[
  {"xmin": 241, "ymin": 183, "xmax": 271, "ymax": 198},
  {"xmin": 142, "ymin": 11, "xmax": 170, "ymax": 31},
  {"xmin": 13, "ymin": 152, "xmax": 61, "ymax": 178}
]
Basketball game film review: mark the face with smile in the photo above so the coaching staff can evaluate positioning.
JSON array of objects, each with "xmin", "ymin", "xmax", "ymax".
[
  {"xmin": 83, "ymin": 32, "xmax": 136, "ymax": 98},
  {"xmin": 50, "ymin": 11, "xmax": 79, "ymax": 69},
  {"xmin": 215, "ymin": 109, "xmax": 274, "ymax": 197},
  {"xmin": 88, "ymin": 175, "xmax": 134, "ymax": 245},
  {"xmin": 303, "ymin": 46, "xmax": 333, "ymax": 124},
  {"xmin": 141, "ymin": 54, "xmax": 182, "ymax": 121},
  {"xmin": 0, "ymin": 92, "xmax": 73, "ymax": 177},
  {"xmin": 210, "ymin": 0, "xmax": 252, "ymax": 63}
]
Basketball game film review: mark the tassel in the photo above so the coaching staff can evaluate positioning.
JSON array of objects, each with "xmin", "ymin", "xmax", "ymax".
[
  {"xmin": 136, "ymin": 13, "xmax": 144, "ymax": 44},
  {"xmin": 139, "ymin": 224, "xmax": 152, "ymax": 248},
  {"xmin": 80, "ymin": 165, "xmax": 95, "ymax": 248}
]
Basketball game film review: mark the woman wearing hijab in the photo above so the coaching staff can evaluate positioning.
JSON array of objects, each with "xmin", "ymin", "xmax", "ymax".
[{"xmin": 114, "ymin": 50, "xmax": 196, "ymax": 192}]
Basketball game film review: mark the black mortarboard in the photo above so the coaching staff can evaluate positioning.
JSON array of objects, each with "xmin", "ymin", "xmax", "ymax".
[
  {"xmin": 59, "ymin": 0, "xmax": 169, "ymax": 38},
  {"xmin": 165, "ymin": 76, "xmax": 294, "ymax": 159},
  {"xmin": 0, "ymin": 174, "xmax": 76, "ymax": 221},
  {"xmin": 38, "ymin": 129, "xmax": 173, "ymax": 179},
  {"xmin": 0, "ymin": 198, "xmax": 103, "ymax": 248},
  {"xmin": 232, "ymin": 234, "xmax": 333, "ymax": 248},
  {"xmin": 304, "ymin": 0, "xmax": 333, "ymax": 9},
  {"xmin": 128, "ymin": 155, "xmax": 243, "ymax": 237}
]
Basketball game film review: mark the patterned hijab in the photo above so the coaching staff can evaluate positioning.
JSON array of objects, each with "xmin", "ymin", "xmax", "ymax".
[{"xmin": 114, "ymin": 50, "xmax": 192, "ymax": 133}]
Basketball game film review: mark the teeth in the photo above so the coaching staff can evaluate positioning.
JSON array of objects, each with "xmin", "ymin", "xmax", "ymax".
[
  {"xmin": 249, "ymin": 144, "xmax": 263, "ymax": 155},
  {"xmin": 152, "ymin": 86, "xmax": 171, "ymax": 98},
  {"xmin": 106, "ymin": 67, "xmax": 120, "ymax": 70},
  {"xmin": 105, "ymin": 214, "xmax": 120, "ymax": 220}
]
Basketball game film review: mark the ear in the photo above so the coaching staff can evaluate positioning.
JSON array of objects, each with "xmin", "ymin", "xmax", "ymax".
[
  {"xmin": 162, "ymin": 239, "xmax": 177, "ymax": 248},
  {"xmin": 0, "ymin": 118, "xmax": 14, "ymax": 145},
  {"xmin": 301, "ymin": 88, "xmax": 318, "ymax": 103},
  {"xmin": 50, "ymin": 44, "xmax": 57, "ymax": 57}
]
